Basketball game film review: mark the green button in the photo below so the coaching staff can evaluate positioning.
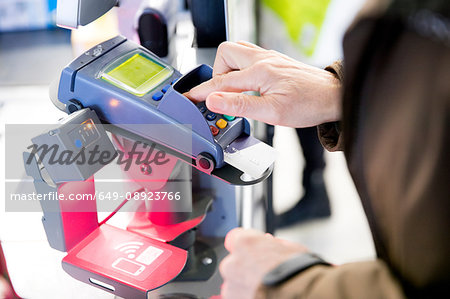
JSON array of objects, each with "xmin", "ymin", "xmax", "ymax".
[{"xmin": 223, "ymin": 115, "xmax": 235, "ymax": 121}]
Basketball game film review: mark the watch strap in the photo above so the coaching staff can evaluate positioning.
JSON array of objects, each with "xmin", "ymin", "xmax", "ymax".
[{"xmin": 262, "ymin": 253, "xmax": 330, "ymax": 287}]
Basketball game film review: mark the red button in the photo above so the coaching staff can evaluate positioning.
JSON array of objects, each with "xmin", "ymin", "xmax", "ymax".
[
  {"xmin": 210, "ymin": 125, "xmax": 219, "ymax": 136},
  {"xmin": 198, "ymin": 158, "xmax": 211, "ymax": 170}
]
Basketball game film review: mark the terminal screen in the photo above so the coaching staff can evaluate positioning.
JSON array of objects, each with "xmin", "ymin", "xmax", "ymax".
[{"xmin": 102, "ymin": 53, "xmax": 173, "ymax": 96}]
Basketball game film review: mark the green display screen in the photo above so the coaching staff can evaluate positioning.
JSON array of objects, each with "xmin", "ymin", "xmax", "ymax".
[{"xmin": 102, "ymin": 53, "xmax": 173, "ymax": 96}]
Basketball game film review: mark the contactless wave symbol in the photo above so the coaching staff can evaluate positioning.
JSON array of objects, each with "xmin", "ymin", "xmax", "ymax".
[{"xmin": 115, "ymin": 241, "xmax": 144, "ymax": 259}]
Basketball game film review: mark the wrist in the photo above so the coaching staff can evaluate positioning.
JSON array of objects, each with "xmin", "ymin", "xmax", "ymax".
[
  {"xmin": 322, "ymin": 60, "xmax": 344, "ymax": 124},
  {"xmin": 320, "ymin": 72, "xmax": 342, "ymax": 124}
]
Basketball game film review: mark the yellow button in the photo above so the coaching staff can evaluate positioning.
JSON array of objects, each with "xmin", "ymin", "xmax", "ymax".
[{"xmin": 216, "ymin": 119, "xmax": 228, "ymax": 129}]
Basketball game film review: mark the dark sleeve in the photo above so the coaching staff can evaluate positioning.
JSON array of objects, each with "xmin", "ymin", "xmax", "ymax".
[
  {"xmin": 256, "ymin": 260, "xmax": 406, "ymax": 299},
  {"xmin": 317, "ymin": 60, "xmax": 345, "ymax": 152}
]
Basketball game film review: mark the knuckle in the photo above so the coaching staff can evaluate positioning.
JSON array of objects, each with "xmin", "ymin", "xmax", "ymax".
[
  {"xmin": 252, "ymin": 60, "xmax": 267, "ymax": 72},
  {"xmin": 235, "ymin": 231, "xmax": 259, "ymax": 247},
  {"xmin": 253, "ymin": 59, "xmax": 276, "ymax": 77},
  {"xmin": 219, "ymin": 255, "xmax": 233, "ymax": 277},
  {"xmin": 217, "ymin": 41, "xmax": 233, "ymax": 56},
  {"xmin": 267, "ymin": 49, "xmax": 279, "ymax": 57},
  {"xmin": 232, "ymin": 93, "xmax": 248, "ymax": 115},
  {"xmin": 212, "ymin": 74, "xmax": 225, "ymax": 89},
  {"xmin": 236, "ymin": 40, "xmax": 251, "ymax": 46}
]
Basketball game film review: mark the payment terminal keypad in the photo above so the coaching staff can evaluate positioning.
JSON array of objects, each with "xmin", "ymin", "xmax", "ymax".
[{"xmin": 196, "ymin": 103, "xmax": 245, "ymax": 148}]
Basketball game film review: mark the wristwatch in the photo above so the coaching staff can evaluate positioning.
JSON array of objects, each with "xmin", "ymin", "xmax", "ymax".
[{"xmin": 262, "ymin": 253, "xmax": 331, "ymax": 287}]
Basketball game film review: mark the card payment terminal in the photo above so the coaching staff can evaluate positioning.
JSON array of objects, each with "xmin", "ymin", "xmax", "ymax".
[{"xmin": 51, "ymin": 35, "xmax": 275, "ymax": 184}]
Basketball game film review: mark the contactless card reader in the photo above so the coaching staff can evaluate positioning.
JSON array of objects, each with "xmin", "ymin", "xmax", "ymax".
[{"xmin": 51, "ymin": 35, "xmax": 275, "ymax": 185}]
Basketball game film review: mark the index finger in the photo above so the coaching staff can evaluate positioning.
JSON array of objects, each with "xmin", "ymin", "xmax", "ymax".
[
  {"xmin": 184, "ymin": 67, "xmax": 261, "ymax": 102},
  {"xmin": 213, "ymin": 41, "xmax": 264, "ymax": 76}
]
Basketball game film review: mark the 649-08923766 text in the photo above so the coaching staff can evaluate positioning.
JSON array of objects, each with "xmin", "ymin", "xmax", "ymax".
[{"xmin": 9, "ymin": 191, "xmax": 182, "ymax": 201}]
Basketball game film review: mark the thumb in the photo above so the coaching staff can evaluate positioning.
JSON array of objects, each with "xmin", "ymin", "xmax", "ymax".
[{"xmin": 206, "ymin": 91, "xmax": 272, "ymax": 122}]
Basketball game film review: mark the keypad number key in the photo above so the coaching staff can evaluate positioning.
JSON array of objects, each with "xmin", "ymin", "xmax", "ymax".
[
  {"xmin": 216, "ymin": 119, "xmax": 227, "ymax": 129},
  {"xmin": 223, "ymin": 115, "xmax": 235, "ymax": 121},
  {"xmin": 210, "ymin": 125, "xmax": 219, "ymax": 136},
  {"xmin": 205, "ymin": 112, "xmax": 217, "ymax": 121}
]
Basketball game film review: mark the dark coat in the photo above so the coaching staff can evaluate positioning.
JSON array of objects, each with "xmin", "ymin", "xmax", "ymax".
[{"xmin": 259, "ymin": 0, "xmax": 449, "ymax": 297}]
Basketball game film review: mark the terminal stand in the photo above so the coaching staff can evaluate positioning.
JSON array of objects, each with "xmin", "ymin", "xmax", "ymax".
[{"xmin": 24, "ymin": 126, "xmax": 227, "ymax": 298}]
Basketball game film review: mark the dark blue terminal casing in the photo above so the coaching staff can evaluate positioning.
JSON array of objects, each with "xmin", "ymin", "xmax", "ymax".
[{"xmin": 55, "ymin": 36, "xmax": 250, "ymax": 170}]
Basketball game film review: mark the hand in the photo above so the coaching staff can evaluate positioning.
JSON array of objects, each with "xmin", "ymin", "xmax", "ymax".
[
  {"xmin": 185, "ymin": 41, "xmax": 341, "ymax": 128},
  {"xmin": 220, "ymin": 228, "xmax": 309, "ymax": 299}
]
